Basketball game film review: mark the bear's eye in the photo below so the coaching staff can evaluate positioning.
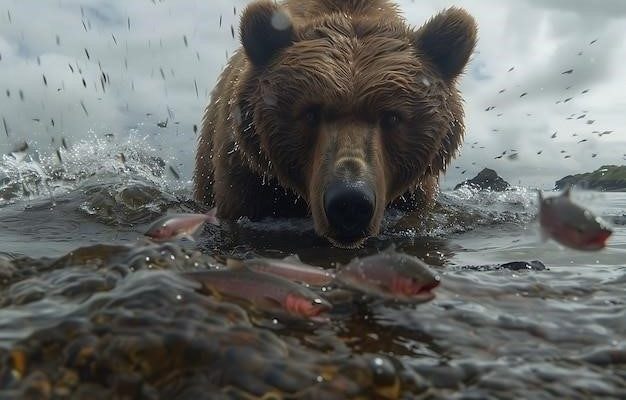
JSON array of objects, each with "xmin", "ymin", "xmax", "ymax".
[
  {"xmin": 380, "ymin": 111, "xmax": 402, "ymax": 131},
  {"xmin": 303, "ymin": 106, "xmax": 322, "ymax": 128}
]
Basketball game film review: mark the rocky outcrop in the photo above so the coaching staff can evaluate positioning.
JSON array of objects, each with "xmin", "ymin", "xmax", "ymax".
[
  {"xmin": 454, "ymin": 168, "xmax": 510, "ymax": 191},
  {"xmin": 555, "ymin": 165, "xmax": 626, "ymax": 192}
]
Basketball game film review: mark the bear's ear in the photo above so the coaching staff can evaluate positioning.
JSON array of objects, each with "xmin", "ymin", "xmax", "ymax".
[
  {"xmin": 240, "ymin": 0, "xmax": 295, "ymax": 67},
  {"xmin": 414, "ymin": 7, "xmax": 477, "ymax": 81}
]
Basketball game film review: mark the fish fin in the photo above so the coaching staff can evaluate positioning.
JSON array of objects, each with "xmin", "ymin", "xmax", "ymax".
[
  {"xmin": 562, "ymin": 186, "xmax": 572, "ymax": 197},
  {"xmin": 206, "ymin": 207, "xmax": 220, "ymax": 226},
  {"xmin": 226, "ymin": 258, "xmax": 245, "ymax": 269},
  {"xmin": 210, "ymin": 288, "xmax": 224, "ymax": 300},
  {"xmin": 198, "ymin": 283, "xmax": 223, "ymax": 300},
  {"xmin": 282, "ymin": 254, "xmax": 302, "ymax": 263}
]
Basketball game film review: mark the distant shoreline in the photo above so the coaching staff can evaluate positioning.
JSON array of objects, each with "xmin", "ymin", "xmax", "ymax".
[
  {"xmin": 554, "ymin": 165, "xmax": 626, "ymax": 192},
  {"xmin": 445, "ymin": 165, "xmax": 626, "ymax": 192}
]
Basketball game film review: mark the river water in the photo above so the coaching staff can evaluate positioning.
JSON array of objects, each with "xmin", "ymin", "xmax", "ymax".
[{"xmin": 1, "ymin": 139, "xmax": 625, "ymax": 399}]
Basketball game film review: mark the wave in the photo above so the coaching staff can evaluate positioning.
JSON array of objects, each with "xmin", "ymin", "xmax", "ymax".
[
  {"xmin": 1, "ymin": 134, "xmax": 546, "ymax": 241},
  {"xmin": 1, "ymin": 133, "xmax": 187, "ymax": 207}
]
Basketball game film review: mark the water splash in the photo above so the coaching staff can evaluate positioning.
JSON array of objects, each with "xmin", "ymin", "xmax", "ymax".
[{"xmin": 1, "ymin": 133, "xmax": 188, "ymax": 206}]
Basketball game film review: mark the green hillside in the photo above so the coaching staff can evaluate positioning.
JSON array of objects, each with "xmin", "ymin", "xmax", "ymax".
[{"xmin": 555, "ymin": 165, "xmax": 626, "ymax": 191}]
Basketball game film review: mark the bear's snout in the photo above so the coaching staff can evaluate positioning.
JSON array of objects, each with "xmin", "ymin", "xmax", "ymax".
[{"xmin": 323, "ymin": 180, "xmax": 375, "ymax": 243}]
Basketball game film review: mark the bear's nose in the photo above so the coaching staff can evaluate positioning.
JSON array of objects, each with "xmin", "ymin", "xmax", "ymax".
[{"xmin": 323, "ymin": 180, "xmax": 375, "ymax": 239}]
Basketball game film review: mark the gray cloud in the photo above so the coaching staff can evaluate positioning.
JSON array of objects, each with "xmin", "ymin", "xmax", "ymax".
[{"xmin": 526, "ymin": 0, "xmax": 626, "ymax": 20}]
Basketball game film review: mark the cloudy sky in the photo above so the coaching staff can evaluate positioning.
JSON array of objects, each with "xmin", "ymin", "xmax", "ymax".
[{"xmin": 1, "ymin": 0, "xmax": 625, "ymax": 190}]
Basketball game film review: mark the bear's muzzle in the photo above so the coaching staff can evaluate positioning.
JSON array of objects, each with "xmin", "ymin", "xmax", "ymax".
[{"xmin": 323, "ymin": 179, "xmax": 375, "ymax": 244}]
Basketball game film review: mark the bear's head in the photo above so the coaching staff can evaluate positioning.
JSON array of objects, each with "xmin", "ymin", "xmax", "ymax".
[{"xmin": 237, "ymin": 0, "xmax": 477, "ymax": 248}]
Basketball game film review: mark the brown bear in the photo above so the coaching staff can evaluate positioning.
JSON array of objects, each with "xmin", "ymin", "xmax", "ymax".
[{"xmin": 194, "ymin": 0, "xmax": 477, "ymax": 248}]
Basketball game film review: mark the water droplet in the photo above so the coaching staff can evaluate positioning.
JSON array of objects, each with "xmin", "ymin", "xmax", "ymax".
[{"xmin": 271, "ymin": 11, "xmax": 291, "ymax": 31}]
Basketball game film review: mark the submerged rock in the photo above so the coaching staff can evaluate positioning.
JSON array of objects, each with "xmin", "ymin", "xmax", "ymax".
[
  {"xmin": 454, "ymin": 168, "xmax": 510, "ymax": 191},
  {"xmin": 458, "ymin": 260, "xmax": 547, "ymax": 272},
  {"xmin": 499, "ymin": 260, "xmax": 547, "ymax": 271}
]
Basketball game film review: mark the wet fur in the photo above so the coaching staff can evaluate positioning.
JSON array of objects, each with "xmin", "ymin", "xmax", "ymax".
[{"xmin": 194, "ymin": 0, "xmax": 477, "ymax": 246}]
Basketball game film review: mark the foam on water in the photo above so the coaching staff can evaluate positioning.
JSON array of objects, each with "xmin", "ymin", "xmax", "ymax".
[{"xmin": 1, "ymin": 132, "xmax": 188, "ymax": 207}]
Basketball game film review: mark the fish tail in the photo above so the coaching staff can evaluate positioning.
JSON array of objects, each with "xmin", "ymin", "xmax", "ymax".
[
  {"xmin": 182, "ymin": 234, "xmax": 196, "ymax": 242},
  {"xmin": 536, "ymin": 189, "xmax": 543, "ymax": 201},
  {"xmin": 206, "ymin": 207, "xmax": 221, "ymax": 226}
]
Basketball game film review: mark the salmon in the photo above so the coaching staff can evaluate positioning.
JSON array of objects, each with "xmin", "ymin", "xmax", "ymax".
[
  {"xmin": 182, "ymin": 268, "xmax": 332, "ymax": 319},
  {"xmin": 144, "ymin": 208, "xmax": 219, "ymax": 241},
  {"xmin": 335, "ymin": 247, "xmax": 440, "ymax": 303},
  {"xmin": 227, "ymin": 255, "xmax": 335, "ymax": 286},
  {"xmin": 538, "ymin": 187, "xmax": 612, "ymax": 251}
]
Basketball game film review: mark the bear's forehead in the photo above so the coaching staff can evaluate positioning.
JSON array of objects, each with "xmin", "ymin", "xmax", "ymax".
[
  {"xmin": 255, "ymin": 14, "xmax": 447, "ymax": 113},
  {"xmin": 285, "ymin": 15, "xmax": 427, "ymax": 76},
  {"xmin": 297, "ymin": 15, "xmax": 411, "ymax": 47},
  {"xmin": 265, "ymin": 21, "xmax": 436, "ymax": 107},
  {"xmin": 299, "ymin": 12, "xmax": 407, "ymax": 35}
]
